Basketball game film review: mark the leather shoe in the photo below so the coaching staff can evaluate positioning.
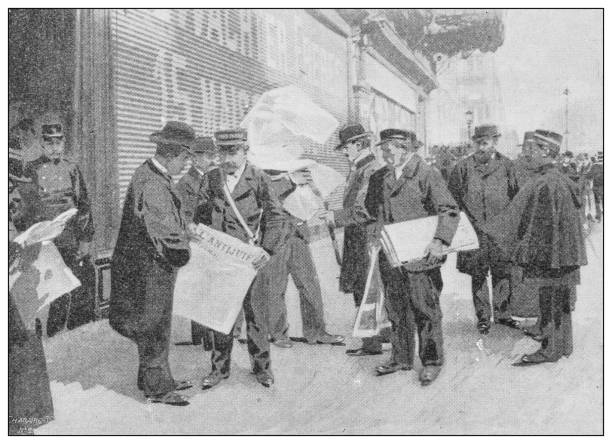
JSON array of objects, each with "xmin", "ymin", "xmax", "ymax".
[
  {"xmin": 174, "ymin": 380, "xmax": 193, "ymax": 391},
  {"xmin": 375, "ymin": 360, "xmax": 411, "ymax": 376},
  {"xmin": 255, "ymin": 370, "xmax": 274, "ymax": 387},
  {"xmin": 270, "ymin": 337, "xmax": 293, "ymax": 348},
  {"xmin": 346, "ymin": 348, "xmax": 383, "ymax": 357},
  {"xmin": 201, "ymin": 371, "xmax": 229, "ymax": 390},
  {"xmin": 419, "ymin": 365, "xmax": 441, "ymax": 386},
  {"xmin": 495, "ymin": 318, "xmax": 520, "ymax": 329},
  {"xmin": 307, "ymin": 332, "xmax": 345, "ymax": 345},
  {"xmin": 512, "ymin": 352, "xmax": 555, "ymax": 366},
  {"xmin": 146, "ymin": 391, "xmax": 189, "ymax": 406},
  {"xmin": 477, "ymin": 320, "xmax": 490, "ymax": 334}
]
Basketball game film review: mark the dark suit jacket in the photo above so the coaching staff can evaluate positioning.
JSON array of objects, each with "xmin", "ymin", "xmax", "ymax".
[
  {"xmin": 176, "ymin": 166, "xmax": 208, "ymax": 223},
  {"xmin": 194, "ymin": 162, "xmax": 290, "ymax": 255},
  {"xmin": 365, "ymin": 154, "xmax": 459, "ymax": 270}
]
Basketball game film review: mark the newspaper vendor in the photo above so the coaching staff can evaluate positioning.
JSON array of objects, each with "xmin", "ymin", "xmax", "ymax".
[
  {"xmin": 109, "ymin": 121, "xmax": 195, "ymax": 406},
  {"xmin": 363, "ymin": 128, "xmax": 459, "ymax": 386},
  {"xmin": 194, "ymin": 128, "xmax": 290, "ymax": 390}
]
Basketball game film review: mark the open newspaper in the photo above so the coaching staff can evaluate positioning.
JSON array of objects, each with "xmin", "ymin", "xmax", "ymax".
[
  {"xmin": 380, "ymin": 212, "xmax": 478, "ymax": 268},
  {"xmin": 173, "ymin": 224, "xmax": 270, "ymax": 334},
  {"xmin": 13, "ymin": 207, "xmax": 78, "ymax": 247}
]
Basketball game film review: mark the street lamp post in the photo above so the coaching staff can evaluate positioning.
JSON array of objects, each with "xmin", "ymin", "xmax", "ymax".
[{"xmin": 465, "ymin": 110, "xmax": 474, "ymax": 142}]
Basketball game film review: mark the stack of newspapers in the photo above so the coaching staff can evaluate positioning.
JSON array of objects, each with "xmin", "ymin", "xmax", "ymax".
[{"xmin": 380, "ymin": 212, "xmax": 479, "ymax": 268}]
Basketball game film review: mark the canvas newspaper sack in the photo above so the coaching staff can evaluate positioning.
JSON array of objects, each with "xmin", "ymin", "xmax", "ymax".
[{"xmin": 173, "ymin": 182, "xmax": 269, "ymax": 334}]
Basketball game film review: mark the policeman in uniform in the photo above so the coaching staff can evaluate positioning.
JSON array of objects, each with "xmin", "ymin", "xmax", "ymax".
[
  {"xmin": 194, "ymin": 128, "xmax": 290, "ymax": 389},
  {"xmin": 514, "ymin": 131, "xmax": 540, "ymax": 187},
  {"xmin": 448, "ymin": 124, "xmax": 520, "ymax": 334},
  {"xmin": 20, "ymin": 118, "xmax": 95, "ymax": 337},
  {"xmin": 176, "ymin": 136, "xmax": 218, "ymax": 348},
  {"xmin": 364, "ymin": 129, "xmax": 459, "ymax": 386}
]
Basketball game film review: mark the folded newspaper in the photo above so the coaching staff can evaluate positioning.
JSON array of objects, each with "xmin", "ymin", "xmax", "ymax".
[
  {"xmin": 173, "ymin": 224, "xmax": 270, "ymax": 334},
  {"xmin": 380, "ymin": 212, "xmax": 478, "ymax": 268},
  {"xmin": 13, "ymin": 207, "xmax": 78, "ymax": 247},
  {"xmin": 9, "ymin": 241, "xmax": 81, "ymax": 328}
]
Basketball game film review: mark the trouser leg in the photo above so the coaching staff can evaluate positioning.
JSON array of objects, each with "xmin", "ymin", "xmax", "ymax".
[
  {"xmin": 380, "ymin": 260, "xmax": 414, "ymax": 366},
  {"xmin": 410, "ymin": 269, "xmax": 444, "ymax": 367},
  {"xmin": 537, "ymin": 286, "xmax": 573, "ymax": 361},
  {"xmin": 593, "ymin": 187, "xmax": 603, "ymax": 220},
  {"xmin": 210, "ymin": 328, "xmax": 234, "ymax": 375},
  {"xmin": 136, "ymin": 319, "xmax": 175, "ymax": 397},
  {"xmin": 262, "ymin": 246, "xmax": 291, "ymax": 340},
  {"xmin": 288, "ymin": 237, "xmax": 326, "ymax": 341},
  {"xmin": 491, "ymin": 263, "xmax": 512, "ymax": 321},
  {"xmin": 471, "ymin": 271, "xmax": 491, "ymax": 322},
  {"xmin": 243, "ymin": 280, "xmax": 272, "ymax": 373},
  {"xmin": 66, "ymin": 257, "xmax": 96, "ymax": 330},
  {"xmin": 46, "ymin": 294, "xmax": 70, "ymax": 337}
]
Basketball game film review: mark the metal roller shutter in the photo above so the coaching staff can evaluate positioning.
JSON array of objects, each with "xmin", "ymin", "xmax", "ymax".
[{"xmin": 111, "ymin": 9, "xmax": 349, "ymax": 209}]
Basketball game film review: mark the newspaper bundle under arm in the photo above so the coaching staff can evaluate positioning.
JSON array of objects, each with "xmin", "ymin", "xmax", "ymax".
[
  {"xmin": 380, "ymin": 212, "xmax": 479, "ymax": 268},
  {"xmin": 173, "ymin": 224, "xmax": 270, "ymax": 334}
]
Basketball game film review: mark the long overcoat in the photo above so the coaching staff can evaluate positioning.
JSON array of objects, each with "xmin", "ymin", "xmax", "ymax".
[
  {"xmin": 448, "ymin": 152, "xmax": 519, "ymax": 275},
  {"xmin": 333, "ymin": 154, "xmax": 380, "ymax": 293},
  {"xmin": 109, "ymin": 160, "xmax": 190, "ymax": 340}
]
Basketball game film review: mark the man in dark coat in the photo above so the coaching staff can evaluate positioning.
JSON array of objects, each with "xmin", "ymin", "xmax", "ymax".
[
  {"xmin": 19, "ymin": 118, "xmax": 95, "ymax": 337},
  {"xmin": 194, "ymin": 128, "xmax": 290, "ymax": 389},
  {"xmin": 363, "ymin": 129, "xmax": 459, "ymax": 386},
  {"xmin": 323, "ymin": 123, "xmax": 389, "ymax": 356},
  {"xmin": 176, "ymin": 136, "xmax": 218, "ymax": 348},
  {"xmin": 9, "ymin": 175, "xmax": 54, "ymax": 435},
  {"xmin": 262, "ymin": 170, "xmax": 344, "ymax": 348},
  {"xmin": 109, "ymin": 121, "xmax": 195, "ymax": 406},
  {"xmin": 482, "ymin": 130, "xmax": 587, "ymax": 365},
  {"xmin": 448, "ymin": 124, "xmax": 520, "ymax": 334},
  {"xmin": 514, "ymin": 131, "xmax": 540, "ymax": 187}
]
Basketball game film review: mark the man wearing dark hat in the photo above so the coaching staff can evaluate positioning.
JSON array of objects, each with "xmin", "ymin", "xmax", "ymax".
[
  {"xmin": 19, "ymin": 116, "xmax": 96, "ymax": 337},
  {"xmin": 194, "ymin": 128, "xmax": 290, "ymax": 389},
  {"xmin": 362, "ymin": 128, "xmax": 459, "ymax": 386},
  {"xmin": 110, "ymin": 121, "xmax": 195, "ymax": 406},
  {"xmin": 591, "ymin": 151, "xmax": 603, "ymax": 222},
  {"xmin": 176, "ymin": 136, "xmax": 219, "ymax": 349},
  {"xmin": 482, "ymin": 129, "xmax": 587, "ymax": 366},
  {"xmin": 448, "ymin": 124, "xmax": 520, "ymax": 334},
  {"xmin": 559, "ymin": 150, "xmax": 579, "ymax": 182},
  {"xmin": 320, "ymin": 123, "xmax": 390, "ymax": 356}
]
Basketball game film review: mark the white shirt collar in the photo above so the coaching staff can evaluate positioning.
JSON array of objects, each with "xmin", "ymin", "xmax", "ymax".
[
  {"xmin": 225, "ymin": 161, "xmax": 247, "ymax": 193},
  {"xmin": 394, "ymin": 152, "xmax": 415, "ymax": 179},
  {"xmin": 150, "ymin": 157, "xmax": 169, "ymax": 175}
]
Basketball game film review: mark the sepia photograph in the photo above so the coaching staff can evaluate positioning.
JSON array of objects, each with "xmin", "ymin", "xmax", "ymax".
[{"xmin": 6, "ymin": 6, "xmax": 604, "ymax": 435}]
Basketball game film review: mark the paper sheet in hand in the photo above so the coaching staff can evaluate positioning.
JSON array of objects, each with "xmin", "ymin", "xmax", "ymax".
[
  {"xmin": 380, "ymin": 212, "xmax": 478, "ymax": 267},
  {"xmin": 173, "ymin": 224, "xmax": 269, "ymax": 334},
  {"xmin": 353, "ymin": 245, "xmax": 391, "ymax": 338},
  {"xmin": 9, "ymin": 241, "xmax": 81, "ymax": 327},
  {"xmin": 13, "ymin": 208, "xmax": 78, "ymax": 247}
]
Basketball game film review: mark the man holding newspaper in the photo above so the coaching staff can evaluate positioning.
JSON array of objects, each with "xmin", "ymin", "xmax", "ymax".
[
  {"xmin": 193, "ymin": 128, "xmax": 290, "ymax": 390},
  {"xmin": 323, "ymin": 128, "xmax": 461, "ymax": 386}
]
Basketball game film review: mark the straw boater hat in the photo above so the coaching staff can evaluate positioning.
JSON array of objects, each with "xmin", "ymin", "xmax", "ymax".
[{"xmin": 335, "ymin": 124, "xmax": 372, "ymax": 150}]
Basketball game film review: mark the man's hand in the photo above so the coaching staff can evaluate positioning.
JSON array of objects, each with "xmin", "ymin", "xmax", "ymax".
[
  {"xmin": 289, "ymin": 169, "xmax": 313, "ymax": 186},
  {"xmin": 77, "ymin": 241, "xmax": 91, "ymax": 259},
  {"xmin": 423, "ymin": 238, "xmax": 446, "ymax": 264},
  {"xmin": 252, "ymin": 253, "xmax": 269, "ymax": 271}
]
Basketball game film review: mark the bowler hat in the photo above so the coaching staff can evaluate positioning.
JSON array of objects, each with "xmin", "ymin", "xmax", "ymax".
[
  {"xmin": 192, "ymin": 136, "xmax": 217, "ymax": 154},
  {"xmin": 150, "ymin": 121, "xmax": 196, "ymax": 147},
  {"xmin": 533, "ymin": 129, "xmax": 563, "ymax": 147},
  {"xmin": 215, "ymin": 128, "xmax": 248, "ymax": 152},
  {"xmin": 472, "ymin": 124, "xmax": 501, "ymax": 141},
  {"xmin": 335, "ymin": 124, "xmax": 371, "ymax": 150},
  {"xmin": 375, "ymin": 128, "xmax": 422, "ymax": 148}
]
